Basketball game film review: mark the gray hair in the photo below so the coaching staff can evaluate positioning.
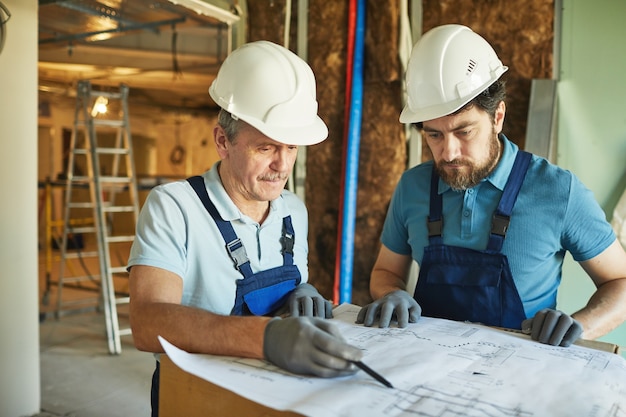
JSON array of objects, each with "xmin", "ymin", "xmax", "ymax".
[{"xmin": 217, "ymin": 109, "xmax": 242, "ymax": 142}]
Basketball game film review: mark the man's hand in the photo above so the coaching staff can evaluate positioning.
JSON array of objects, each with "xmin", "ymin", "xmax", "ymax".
[
  {"xmin": 521, "ymin": 308, "xmax": 583, "ymax": 347},
  {"xmin": 356, "ymin": 290, "xmax": 421, "ymax": 328},
  {"xmin": 263, "ymin": 317, "xmax": 362, "ymax": 377},
  {"xmin": 288, "ymin": 283, "xmax": 333, "ymax": 318}
]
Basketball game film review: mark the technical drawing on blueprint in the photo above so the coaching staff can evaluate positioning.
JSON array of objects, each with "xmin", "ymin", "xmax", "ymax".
[{"xmin": 160, "ymin": 304, "xmax": 626, "ymax": 417}]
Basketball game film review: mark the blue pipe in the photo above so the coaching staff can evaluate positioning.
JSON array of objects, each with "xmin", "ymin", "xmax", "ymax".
[{"xmin": 339, "ymin": 0, "xmax": 365, "ymax": 304}]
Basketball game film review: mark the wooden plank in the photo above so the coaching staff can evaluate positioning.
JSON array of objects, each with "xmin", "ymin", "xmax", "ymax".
[{"xmin": 159, "ymin": 355, "xmax": 304, "ymax": 417}]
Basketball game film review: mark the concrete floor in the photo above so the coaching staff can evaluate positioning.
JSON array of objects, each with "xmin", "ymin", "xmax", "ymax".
[
  {"xmin": 35, "ymin": 237, "xmax": 155, "ymax": 417},
  {"xmin": 36, "ymin": 311, "xmax": 154, "ymax": 417}
]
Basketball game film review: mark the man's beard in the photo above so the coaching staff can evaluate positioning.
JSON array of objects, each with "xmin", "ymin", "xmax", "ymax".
[{"xmin": 435, "ymin": 131, "xmax": 501, "ymax": 191}]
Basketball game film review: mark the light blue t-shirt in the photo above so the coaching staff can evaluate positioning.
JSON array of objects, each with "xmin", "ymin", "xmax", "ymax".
[
  {"xmin": 381, "ymin": 135, "xmax": 615, "ymax": 318},
  {"xmin": 128, "ymin": 162, "xmax": 309, "ymax": 315}
]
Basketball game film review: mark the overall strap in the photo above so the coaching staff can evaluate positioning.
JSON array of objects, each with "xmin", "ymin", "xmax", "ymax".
[
  {"xmin": 187, "ymin": 176, "xmax": 253, "ymax": 278},
  {"xmin": 486, "ymin": 151, "xmax": 532, "ymax": 252},
  {"xmin": 281, "ymin": 215, "xmax": 295, "ymax": 266},
  {"xmin": 427, "ymin": 166, "xmax": 444, "ymax": 245},
  {"xmin": 427, "ymin": 151, "xmax": 532, "ymax": 251}
]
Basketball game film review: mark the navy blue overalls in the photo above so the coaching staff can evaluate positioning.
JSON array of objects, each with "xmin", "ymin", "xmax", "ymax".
[
  {"xmin": 151, "ymin": 176, "xmax": 302, "ymax": 416},
  {"xmin": 413, "ymin": 151, "xmax": 532, "ymax": 329},
  {"xmin": 187, "ymin": 175, "xmax": 301, "ymax": 316}
]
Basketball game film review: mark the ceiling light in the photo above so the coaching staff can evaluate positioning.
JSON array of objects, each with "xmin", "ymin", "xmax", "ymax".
[{"xmin": 91, "ymin": 96, "xmax": 108, "ymax": 117}]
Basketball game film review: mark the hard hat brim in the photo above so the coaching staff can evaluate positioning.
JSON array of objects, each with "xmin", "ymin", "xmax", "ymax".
[
  {"xmin": 399, "ymin": 94, "xmax": 477, "ymax": 124},
  {"xmin": 399, "ymin": 67, "xmax": 508, "ymax": 124},
  {"xmin": 240, "ymin": 113, "xmax": 329, "ymax": 146}
]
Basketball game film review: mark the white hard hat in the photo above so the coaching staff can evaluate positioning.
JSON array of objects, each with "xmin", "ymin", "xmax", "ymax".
[
  {"xmin": 400, "ymin": 24, "xmax": 508, "ymax": 124},
  {"xmin": 209, "ymin": 40, "xmax": 328, "ymax": 146}
]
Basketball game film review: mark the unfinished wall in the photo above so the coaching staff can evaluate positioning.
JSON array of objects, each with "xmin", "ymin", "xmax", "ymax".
[
  {"xmin": 38, "ymin": 95, "xmax": 219, "ymax": 182},
  {"xmin": 246, "ymin": 1, "xmax": 553, "ymax": 305},
  {"xmin": 37, "ymin": 95, "xmax": 219, "ymax": 246},
  {"xmin": 246, "ymin": 1, "xmax": 406, "ymax": 305},
  {"xmin": 307, "ymin": 1, "xmax": 406, "ymax": 304},
  {"xmin": 422, "ymin": 0, "xmax": 554, "ymax": 151}
]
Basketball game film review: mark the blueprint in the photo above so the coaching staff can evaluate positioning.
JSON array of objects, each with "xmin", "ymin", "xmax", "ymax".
[{"xmin": 160, "ymin": 304, "xmax": 626, "ymax": 417}]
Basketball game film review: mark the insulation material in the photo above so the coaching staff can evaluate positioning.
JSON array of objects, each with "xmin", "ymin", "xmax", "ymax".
[
  {"xmin": 307, "ymin": 0, "xmax": 405, "ymax": 305},
  {"xmin": 422, "ymin": 0, "xmax": 555, "ymax": 152},
  {"xmin": 248, "ymin": 0, "xmax": 555, "ymax": 305}
]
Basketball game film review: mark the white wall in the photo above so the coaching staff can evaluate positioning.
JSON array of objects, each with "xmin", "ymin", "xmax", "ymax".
[
  {"xmin": 556, "ymin": 0, "xmax": 626, "ymax": 354},
  {"xmin": 0, "ymin": 0, "xmax": 41, "ymax": 415}
]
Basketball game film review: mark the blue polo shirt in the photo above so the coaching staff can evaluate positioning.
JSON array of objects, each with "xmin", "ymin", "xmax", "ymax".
[
  {"xmin": 381, "ymin": 135, "xmax": 615, "ymax": 318},
  {"xmin": 128, "ymin": 162, "xmax": 309, "ymax": 315}
]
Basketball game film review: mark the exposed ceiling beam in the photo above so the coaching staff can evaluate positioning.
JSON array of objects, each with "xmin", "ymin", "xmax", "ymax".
[
  {"xmin": 53, "ymin": 0, "xmax": 144, "ymax": 29},
  {"xmin": 39, "ymin": 16, "xmax": 188, "ymax": 45},
  {"xmin": 37, "ymin": 0, "xmax": 236, "ymax": 110},
  {"xmin": 167, "ymin": 0, "xmax": 240, "ymax": 24},
  {"xmin": 39, "ymin": 43, "xmax": 220, "ymax": 70}
]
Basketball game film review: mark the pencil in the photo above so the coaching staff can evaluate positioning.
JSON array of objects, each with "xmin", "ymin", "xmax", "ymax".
[{"xmin": 353, "ymin": 360, "xmax": 394, "ymax": 388}]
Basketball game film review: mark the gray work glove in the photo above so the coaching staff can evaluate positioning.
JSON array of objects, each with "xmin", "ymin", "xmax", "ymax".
[
  {"xmin": 288, "ymin": 283, "xmax": 333, "ymax": 318},
  {"xmin": 356, "ymin": 290, "xmax": 422, "ymax": 328},
  {"xmin": 521, "ymin": 308, "xmax": 583, "ymax": 347},
  {"xmin": 263, "ymin": 316, "xmax": 363, "ymax": 377}
]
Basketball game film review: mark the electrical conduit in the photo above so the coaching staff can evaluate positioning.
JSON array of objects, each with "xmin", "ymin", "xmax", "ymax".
[
  {"xmin": 338, "ymin": 0, "xmax": 365, "ymax": 304},
  {"xmin": 333, "ymin": 0, "xmax": 357, "ymax": 304}
]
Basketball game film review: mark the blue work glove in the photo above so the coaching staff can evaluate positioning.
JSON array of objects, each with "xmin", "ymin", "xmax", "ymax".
[
  {"xmin": 356, "ymin": 290, "xmax": 422, "ymax": 328},
  {"xmin": 288, "ymin": 283, "xmax": 333, "ymax": 318},
  {"xmin": 263, "ymin": 317, "xmax": 362, "ymax": 377},
  {"xmin": 521, "ymin": 308, "xmax": 583, "ymax": 347}
]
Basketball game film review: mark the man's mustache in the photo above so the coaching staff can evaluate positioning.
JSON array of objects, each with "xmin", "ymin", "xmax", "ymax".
[
  {"xmin": 259, "ymin": 174, "xmax": 289, "ymax": 181},
  {"xmin": 439, "ymin": 159, "xmax": 470, "ymax": 167}
]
